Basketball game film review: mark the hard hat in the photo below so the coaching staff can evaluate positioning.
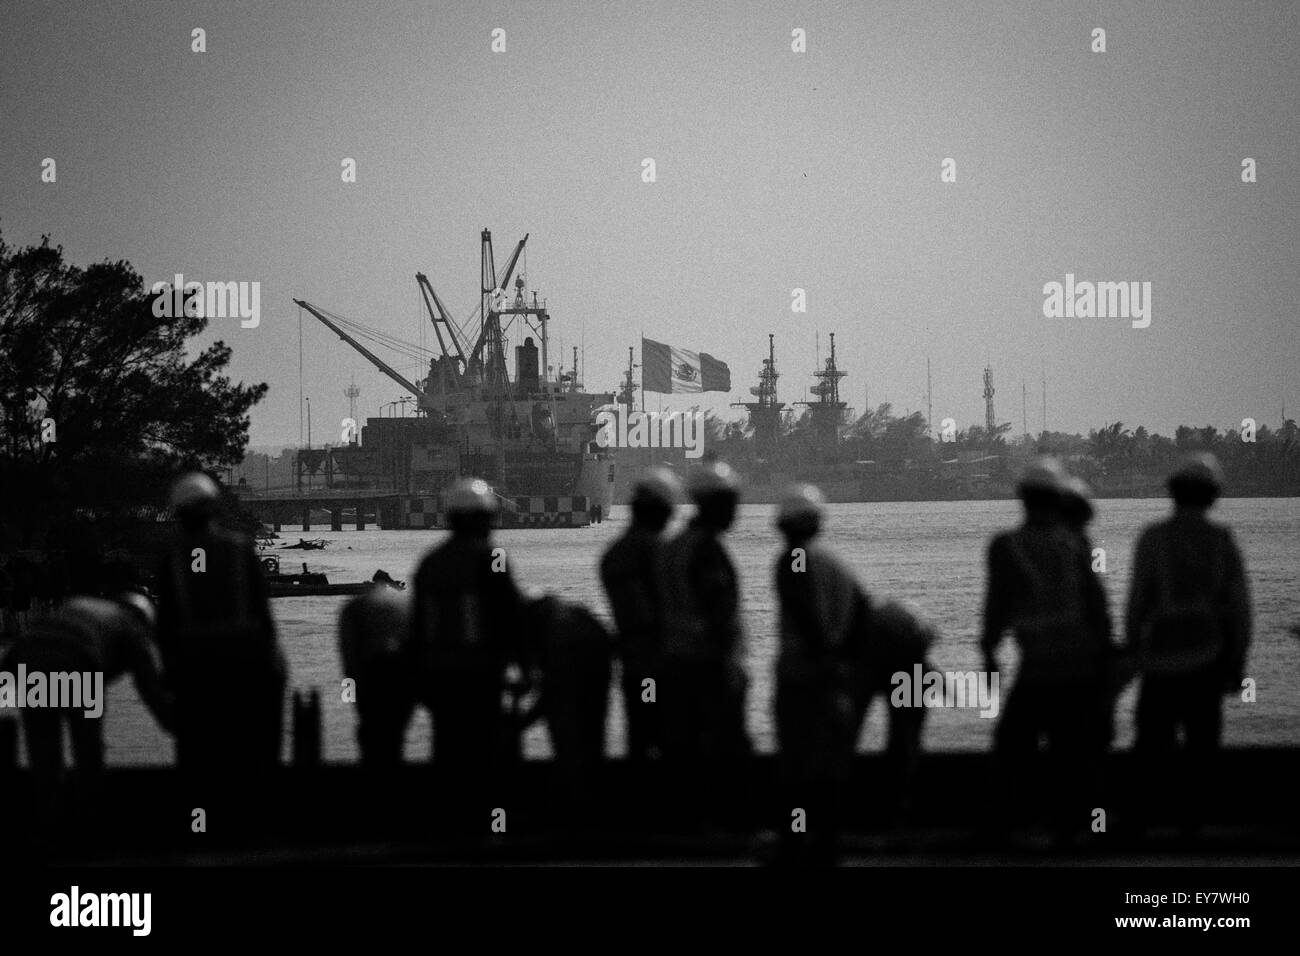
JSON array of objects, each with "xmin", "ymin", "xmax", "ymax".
[
  {"xmin": 1017, "ymin": 456, "xmax": 1067, "ymax": 495},
  {"xmin": 776, "ymin": 484, "xmax": 826, "ymax": 525},
  {"xmin": 446, "ymin": 477, "xmax": 498, "ymax": 515},
  {"xmin": 686, "ymin": 460, "xmax": 740, "ymax": 499},
  {"xmin": 117, "ymin": 590, "xmax": 157, "ymax": 631},
  {"xmin": 1169, "ymin": 452, "xmax": 1224, "ymax": 491},
  {"xmin": 169, "ymin": 472, "xmax": 221, "ymax": 515},
  {"xmin": 631, "ymin": 467, "xmax": 681, "ymax": 507}
]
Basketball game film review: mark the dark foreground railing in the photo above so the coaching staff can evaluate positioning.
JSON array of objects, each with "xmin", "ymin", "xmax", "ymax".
[{"xmin": 5, "ymin": 736, "xmax": 1299, "ymax": 864}]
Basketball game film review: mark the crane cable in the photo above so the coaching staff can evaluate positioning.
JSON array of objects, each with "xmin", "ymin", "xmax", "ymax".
[{"xmin": 315, "ymin": 305, "xmax": 432, "ymax": 362}]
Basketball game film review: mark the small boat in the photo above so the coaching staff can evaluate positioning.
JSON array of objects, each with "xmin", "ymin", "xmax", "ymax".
[
  {"xmin": 370, "ymin": 569, "xmax": 406, "ymax": 590},
  {"xmin": 280, "ymin": 538, "xmax": 328, "ymax": 550},
  {"xmin": 264, "ymin": 562, "xmax": 405, "ymax": 599}
]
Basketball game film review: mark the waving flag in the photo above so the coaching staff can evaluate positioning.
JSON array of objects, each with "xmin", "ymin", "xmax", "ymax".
[{"xmin": 642, "ymin": 337, "xmax": 731, "ymax": 394}]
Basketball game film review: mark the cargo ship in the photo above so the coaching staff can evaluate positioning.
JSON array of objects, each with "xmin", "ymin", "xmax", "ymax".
[{"xmin": 292, "ymin": 230, "xmax": 615, "ymax": 527}]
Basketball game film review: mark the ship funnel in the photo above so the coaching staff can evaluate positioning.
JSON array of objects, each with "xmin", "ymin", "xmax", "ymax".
[{"xmin": 516, "ymin": 336, "xmax": 540, "ymax": 393}]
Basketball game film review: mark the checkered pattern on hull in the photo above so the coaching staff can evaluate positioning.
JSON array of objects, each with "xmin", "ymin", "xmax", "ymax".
[
  {"xmin": 402, "ymin": 496, "xmax": 445, "ymax": 529},
  {"xmin": 399, "ymin": 495, "xmax": 590, "ymax": 529}
]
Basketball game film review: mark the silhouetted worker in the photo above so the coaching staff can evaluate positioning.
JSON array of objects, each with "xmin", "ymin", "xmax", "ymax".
[
  {"xmin": 0, "ymin": 559, "xmax": 15, "ymax": 642},
  {"xmin": 529, "ymin": 593, "xmax": 611, "ymax": 823},
  {"xmin": 3, "ymin": 555, "xmax": 40, "ymax": 639},
  {"xmin": 772, "ymin": 484, "xmax": 865, "ymax": 864},
  {"xmin": 3, "ymin": 592, "xmax": 172, "ymax": 835},
  {"xmin": 410, "ymin": 478, "xmax": 524, "ymax": 795},
  {"xmin": 1058, "ymin": 475, "xmax": 1093, "ymax": 536},
  {"xmin": 660, "ymin": 460, "xmax": 750, "ymax": 827},
  {"xmin": 600, "ymin": 468, "xmax": 680, "ymax": 764},
  {"xmin": 863, "ymin": 597, "xmax": 936, "ymax": 824},
  {"xmin": 1125, "ymin": 453, "xmax": 1251, "ymax": 829},
  {"xmin": 982, "ymin": 457, "xmax": 1113, "ymax": 843},
  {"xmin": 338, "ymin": 583, "xmax": 413, "ymax": 767},
  {"xmin": 1059, "ymin": 475, "xmax": 1122, "ymax": 745},
  {"xmin": 155, "ymin": 472, "xmax": 285, "ymax": 771}
]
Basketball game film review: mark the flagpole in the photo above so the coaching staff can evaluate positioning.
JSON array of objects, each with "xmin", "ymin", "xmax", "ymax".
[{"xmin": 639, "ymin": 331, "xmax": 645, "ymax": 411}]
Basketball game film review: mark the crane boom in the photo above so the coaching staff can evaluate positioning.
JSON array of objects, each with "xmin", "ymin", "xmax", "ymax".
[
  {"xmin": 294, "ymin": 298, "xmax": 430, "ymax": 406},
  {"xmin": 496, "ymin": 233, "xmax": 528, "ymax": 293},
  {"xmin": 415, "ymin": 273, "xmax": 469, "ymax": 365}
]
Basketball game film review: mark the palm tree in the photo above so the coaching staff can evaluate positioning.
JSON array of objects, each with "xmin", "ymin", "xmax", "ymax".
[{"xmin": 1089, "ymin": 421, "xmax": 1132, "ymax": 472}]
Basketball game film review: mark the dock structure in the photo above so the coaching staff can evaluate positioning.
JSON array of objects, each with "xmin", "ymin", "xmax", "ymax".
[
  {"xmin": 236, "ymin": 490, "xmax": 592, "ymax": 531},
  {"xmin": 235, "ymin": 491, "xmax": 406, "ymax": 531}
]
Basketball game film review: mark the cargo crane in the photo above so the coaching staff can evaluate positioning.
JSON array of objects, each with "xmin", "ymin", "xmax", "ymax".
[
  {"xmin": 413, "ymin": 272, "xmax": 468, "ymax": 396},
  {"xmin": 296, "ymin": 230, "xmax": 538, "ymax": 422},
  {"xmin": 293, "ymin": 298, "xmax": 433, "ymax": 410}
]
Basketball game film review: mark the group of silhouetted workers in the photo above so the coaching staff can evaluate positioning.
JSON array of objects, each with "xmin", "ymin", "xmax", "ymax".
[
  {"xmin": 2, "ymin": 451, "xmax": 1252, "ymax": 861},
  {"xmin": 983, "ymin": 454, "xmax": 1251, "ymax": 848}
]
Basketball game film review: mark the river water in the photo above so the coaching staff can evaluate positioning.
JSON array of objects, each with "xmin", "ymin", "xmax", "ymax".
[{"xmin": 91, "ymin": 497, "xmax": 1298, "ymax": 765}]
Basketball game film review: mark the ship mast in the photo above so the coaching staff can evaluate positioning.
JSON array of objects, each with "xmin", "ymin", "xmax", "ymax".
[
  {"xmin": 796, "ymin": 331, "xmax": 848, "ymax": 453},
  {"xmin": 733, "ymin": 333, "xmax": 785, "ymax": 453}
]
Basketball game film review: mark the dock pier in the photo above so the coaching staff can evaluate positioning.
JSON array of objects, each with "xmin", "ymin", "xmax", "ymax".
[{"xmin": 236, "ymin": 491, "xmax": 406, "ymax": 531}]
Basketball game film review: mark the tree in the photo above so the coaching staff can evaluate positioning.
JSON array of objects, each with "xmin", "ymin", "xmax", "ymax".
[
  {"xmin": 846, "ymin": 402, "xmax": 894, "ymax": 441},
  {"xmin": 721, "ymin": 418, "xmax": 748, "ymax": 444},
  {"xmin": 1175, "ymin": 424, "xmax": 1221, "ymax": 450},
  {"xmin": 877, "ymin": 410, "xmax": 930, "ymax": 461},
  {"xmin": 1088, "ymin": 421, "xmax": 1132, "ymax": 472},
  {"xmin": 700, "ymin": 409, "xmax": 727, "ymax": 446},
  {"xmin": 0, "ymin": 232, "xmax": 267, "ymax": 548}
]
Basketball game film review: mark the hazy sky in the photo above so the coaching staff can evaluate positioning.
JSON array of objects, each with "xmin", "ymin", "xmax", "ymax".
[{"xmin": 3, "ymin": 0, "xmax": 1297, "ymax": 448}]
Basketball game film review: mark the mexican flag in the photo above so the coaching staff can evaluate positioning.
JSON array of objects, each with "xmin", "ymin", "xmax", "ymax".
[{"xmin": 642, "ymin": 337, "xmax": 731, "ymax": 394}]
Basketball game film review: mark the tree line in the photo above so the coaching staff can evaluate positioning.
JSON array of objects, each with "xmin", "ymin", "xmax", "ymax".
[{"xmin": 700, "ymin": 403, "xmax": 1300, "ymax": 493}]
